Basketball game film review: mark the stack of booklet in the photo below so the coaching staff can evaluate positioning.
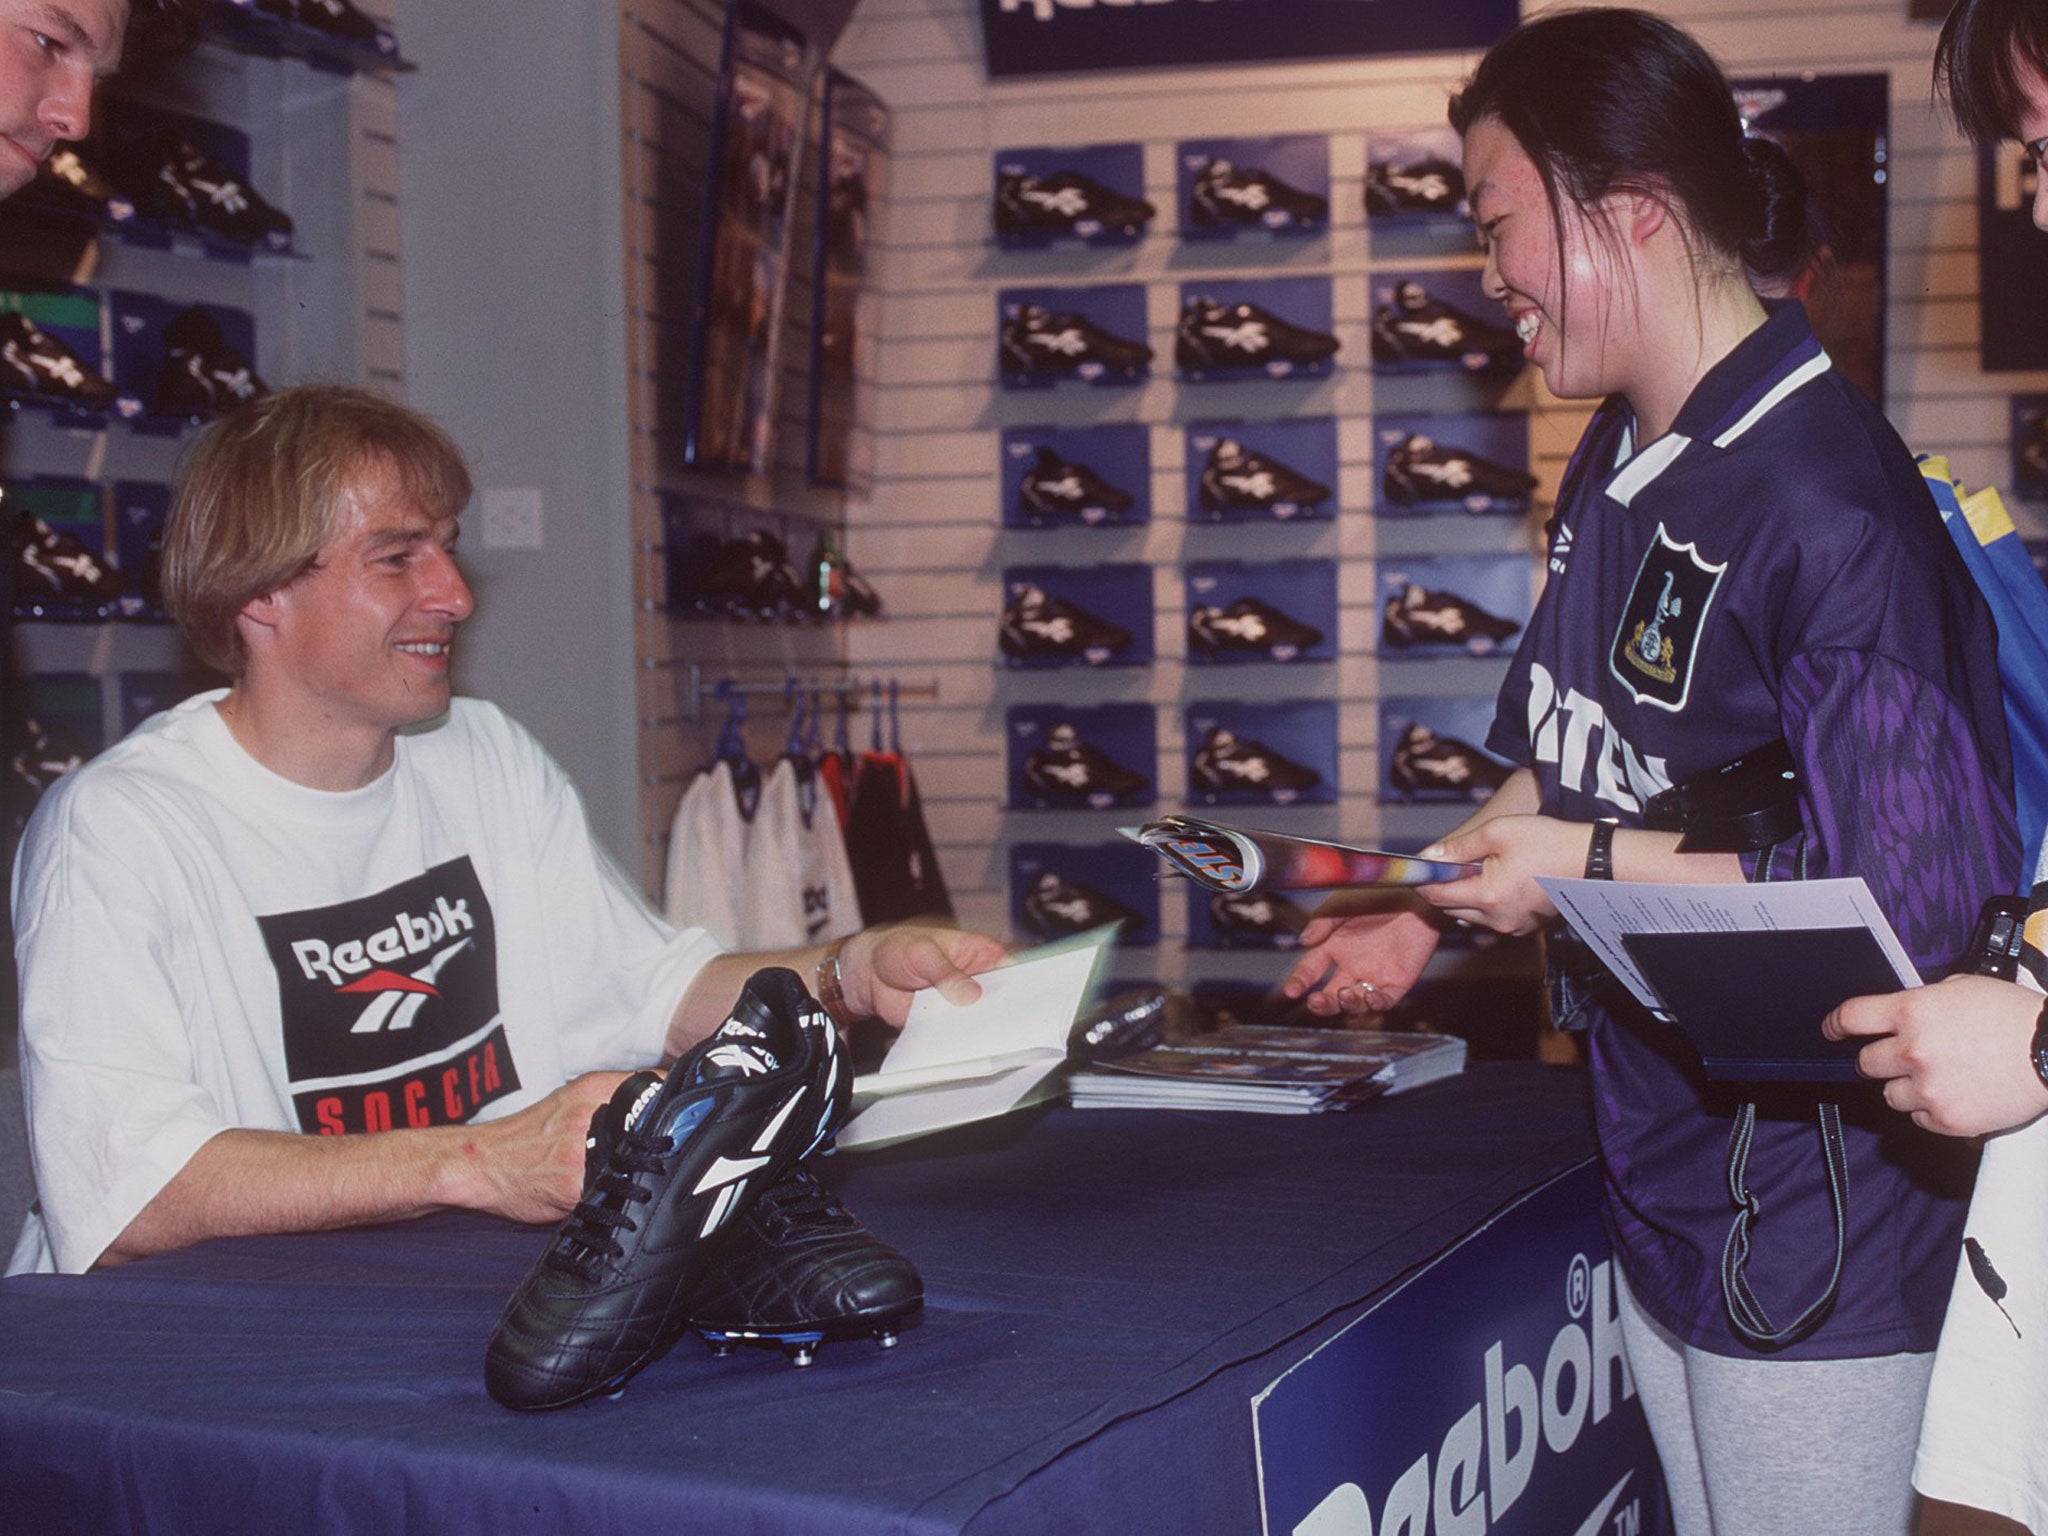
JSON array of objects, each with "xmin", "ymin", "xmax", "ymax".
[{"xmin": 1067, "ymin": 1024, "xmax": 1467, "ymax": 1114}]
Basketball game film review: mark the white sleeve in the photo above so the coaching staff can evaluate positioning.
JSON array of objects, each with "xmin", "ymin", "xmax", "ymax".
[
  {"xmin": 500, "ymin": 718, "xmax": 723, "ymax": 1073},
  {"xmin": 10, "ymin": 787, "xmax": 232, "ymax": 1275}
]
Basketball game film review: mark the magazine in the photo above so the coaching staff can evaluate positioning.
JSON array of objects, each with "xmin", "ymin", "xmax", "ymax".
[
  {"xmin": 1120, "ymin": 814, "xmax": 1478, "ymax": 894},
  {"xmin": 1067, "ymin": 1024, "xmax": 1466, "ymax": 1114}
]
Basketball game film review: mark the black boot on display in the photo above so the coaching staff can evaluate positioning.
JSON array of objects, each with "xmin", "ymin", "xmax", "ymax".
[
  {"xmin": 1176, "ymin": 296, "xmax": 1339, "ymax": 376},
  {"xmin": 686, "ymin": 1161, "xmax": 922, "ymax": 1367},
  {"xmin": 157, "ymin": 308, "xmax": 268, "ymax": 418},
  {"xmin": 1380, "ymin": 582, "xmax": 1522, "ymax": 654},
  {"xmin": 998, "ymin": 304, "xmax": 1151, "ymax": 384},
  {"xmin": 0, "ymin": 312, "xmax": 121, "ymax": 408},
  {"xmin": 12, "ymin": 511, "xmax": 126, "ymax": 612},
  {"xmin": 1197, "ymin": 438, "xmax": 1332, "ymax": 517}
]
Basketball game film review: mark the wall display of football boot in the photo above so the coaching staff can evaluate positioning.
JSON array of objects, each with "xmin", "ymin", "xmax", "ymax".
[
  {"xmin": 1195, "ymin": 436, "xmax": 1332, "ymax": 520},
  {"xmin": 1176, "ymin": 278, "xmax": 1338, "ymax": 381},
  {"xmin": 155, "ymin": 306, "xmax": 269, "ymax": 418},
  {"xmin": 992, "ymin": 143, "xmax": 1151, "ymax": 247},
  {"xmin": 999, "ymin": 564, "xmax": 1151, "ymax": 668},
  {"xmin": 1184, "ymin": 417, "xmax": 1337, "ymax": 523},
  {"xmin": 126, "ymin": 133, "xmax": 294, "ymax": 251},
  {"xmin": 1376, "ymin": 554, "xmax": 1532, "ymax": 657},
  {"xmin": 1375, "ymin": 411, "xmax": 1538, "ymax": 517},
  {"xmin": 4, "ymin": 672, "xmax": 103, "ymax": 846},
  {"xmin": 0, "ymin": 294, "xmax": 138, "ymax": 420},
  {"xmin": 25, "ymin": 144, "xmax": 136, "ymax": 226},
  {"xmin": 1188, "ymin": 885, "xmax": 1314, "ymax": 950},
  {"xmin": 1184, "ymin": 700, "xmax": 1337, "ymax": 807},
  {"xmin": 211, "ymin": 0, "xmax": 405, "ymax": 70},
  {"xmin": 997, "ymin": 286, "xmax": 1152, "ymax": 387},
  {"xmin": 1369, "ymin": 272, "xmax": 1522, "ymax": 375},
  {"xmin": 1002, "ymin": 423, "xmax": 1150, "ymax": 529},
  {"xmin": 11, "ymin": 509, "xmax": 127, "ymax": 620},
  {"xmin": 1010, "ymin": 842, "xmax": 1160, "ymax": 946},
  {"xmin": 1378, "ymin": 698, "xmax": 1516, "ymax": 804},
  {"xmin": 1177, "ymin": 134, "xmax": 1330, "ymax": 239},
  {"xmin": 1007, "ymin": 703, "xmax": 1156, "ymax": 811},
  {"xmin": 1184, "ymin": 559, "xmax": 1335, "ymax": 665},
  {"xmin": 1364, "ymin": 127, "xmax": 1473, "ymax": 240}
]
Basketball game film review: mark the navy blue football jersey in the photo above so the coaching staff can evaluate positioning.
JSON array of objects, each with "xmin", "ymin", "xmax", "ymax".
[{"xmin": 1489, "ymin": 302, "xmax": 2018, "ymax": 1359}]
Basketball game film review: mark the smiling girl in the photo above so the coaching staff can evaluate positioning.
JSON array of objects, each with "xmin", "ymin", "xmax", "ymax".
[{"xmin": 1284, "ymin": 10, "xmax": 2018, "ymax": 1533}]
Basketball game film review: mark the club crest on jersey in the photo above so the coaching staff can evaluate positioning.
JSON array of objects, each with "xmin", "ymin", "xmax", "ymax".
[{"xmin": 1610, "ymin": 526, "xmax": 1723, "ymax": 712}]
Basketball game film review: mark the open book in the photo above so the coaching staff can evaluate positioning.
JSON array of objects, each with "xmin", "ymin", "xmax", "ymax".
[{"xmin": 1120, "ymin": 814, "xmax": 1478, "ymax": 894}]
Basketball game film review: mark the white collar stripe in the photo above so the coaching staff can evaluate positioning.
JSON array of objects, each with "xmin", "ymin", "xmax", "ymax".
[
  {"xmin": 1711, "ymin": 351, "xmax": 1833, "ymax": 449},
  {"xmin": 1608, "ymin": 433, "xmax": 1693, "ymax": 507}
]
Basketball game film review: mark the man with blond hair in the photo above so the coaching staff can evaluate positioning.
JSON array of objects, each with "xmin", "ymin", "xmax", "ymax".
[{"xmin": 8, "ymin": 384, "xmax": 1003, "ymax": 1278}]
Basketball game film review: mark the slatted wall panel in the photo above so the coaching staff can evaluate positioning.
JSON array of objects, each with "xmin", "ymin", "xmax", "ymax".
[
  {"xmin": 831, "ymin": 0, "xmax": 2042, "ymax": 979},
  {"xmin": 620, "ymin": 0, "xmax": 853, "ymax": 899}
]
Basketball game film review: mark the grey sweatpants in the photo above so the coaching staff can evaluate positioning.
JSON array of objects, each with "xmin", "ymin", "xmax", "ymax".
[{"xmin": 1616, "ymin": 1269, "xmax": 1933, "ymax": 1536}]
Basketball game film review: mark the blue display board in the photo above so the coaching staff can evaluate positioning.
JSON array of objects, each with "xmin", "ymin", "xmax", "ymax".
[
  {"xmin": 1376, "ymin": 411, "xmax": 1535, "ymax": 518},
  {"xmin": 1378, "ymin": 553, "xmax": 1531, "ymax": 659},
  {"xmin": 1010, "ymin": 841, "xmax": 1160, "ymax": 946},
  {"xmin": 994, "ymin": 142, "xmax": 1151, "ymax": 248},
  {"xmin": 1001, "ymin": 563, "xmax": 1154, "ymax": 668},
  {"xmin": 1370, "ymin": 269, "xmax": 1521, "ymax": 377},
  {"xmin": 1006, "ymin": 703, "xmax": 1157, "ymax": 810},
  {"xmin": 1379, "ymin": 695, "xmax": 1515, "ymax": 805},
  {"xmin": 1177, "ymin": 135, "xmax": 1329, "ymax": 241},
  {"xmin": 1255, "ymin": 1162, "xmax": 1672, "ymax": 1536},
  {"xmin": 1177, "ymin": 275, "xmax": 1337, "ymax": 382},
  {"xmin": 999, "ymin": 283, "xmax": 1152, "ymax": 388},
  {"xmin": 1185, "ymin": 698, "xmax": 1337, "ymax": 807},
  {"xmin": 1185, "ymin": 559, "xmax": 1337, "ymax": 665},
  {"xmin": 1186, "ymin": 416, "xmax": 1338, "ymax": 523},
  {"xmin": 979, "ymin": 0, "xmax": 1514, "ymax": 79},
  {"xmin": 1003, "ymin": 422, "xmax": 1152, "ymax": 528}
]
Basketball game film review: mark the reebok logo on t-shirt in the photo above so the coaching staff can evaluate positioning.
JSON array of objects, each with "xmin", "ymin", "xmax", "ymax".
[{"xmin": 257, "ymin": 857, "xmax": 521, "ymax": 1135}]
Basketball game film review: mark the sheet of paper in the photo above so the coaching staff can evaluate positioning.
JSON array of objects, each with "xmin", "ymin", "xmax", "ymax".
[
  {"xmin": 836, "ymin": 925, "xmax": 1115, "ymax": 1150},
  {"xmin": 1534, "ymin": 875, "xmax": 1920, "ymax": 1019}
]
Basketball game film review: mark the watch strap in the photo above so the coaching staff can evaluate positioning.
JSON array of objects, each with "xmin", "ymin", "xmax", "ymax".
[{"xmin": 1584, "ymin": 821, "xmax": 1617, "ymax": 882}]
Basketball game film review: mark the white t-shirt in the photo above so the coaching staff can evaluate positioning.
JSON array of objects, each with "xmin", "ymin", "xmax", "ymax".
[
  {"xmin": 1914, "ymin": 915, "xmax": 2048, "ymax": 1531},
  {"xmin": 739, "ymin": 756, "xmax": 862, "ymax": 950},
  {"xmin": 663, "ymin": 759, "xmax": 749, "ymax": 948},
  {"xmin": 8, "ymin": 693, "xmax": 719, "ymax": 1276}
]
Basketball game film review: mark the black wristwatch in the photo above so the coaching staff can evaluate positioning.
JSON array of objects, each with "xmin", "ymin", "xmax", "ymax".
[
  {"xmin": 1585, "ymin": 820, "xmax": 1617, "ymax": 882},
  {"xmin": 2030, "ymin": 999, "xmax": 2048, "ymax": 1093}
]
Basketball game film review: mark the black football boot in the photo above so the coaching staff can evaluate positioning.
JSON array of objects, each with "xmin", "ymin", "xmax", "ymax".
[
  {"xmin": 1022, "ymin": 722, "xmax": 1150, "ymax": 804},
  {"xmin": 995, "ymin": 170, "xmax": 1154, "ymax": 242},
  {"xmin": 1197, "ymin": 438, "xmax": 1332, "ymax": 517},
  {"xmin": 156, "ymin": 308, "xmax": 268, "ymax": 418},
  {"xmin": 691, "ymin": 531, "xmax": 808, "ymax": 621},
  {"xmin": 0, "ymin": 311, "xmax": 120, "ymax": 408},
  {"xmin": 34, "ymin": 144, "xmax": 134, "ymax": 222},
  {"xmin": 1188, "ymin": 157, "xmax": 1328, "ymax": 232},
  {"xmin": 998, "ymin": 304, "xmax": 1151, "ymax": 384},
  {"xmin": 1207, "ymin": 888, "xmax": 1312, "ymax": 942},
  {"xmin": 1381, "ymin": 433, "xmax": 1538, "ymax": 512},
  {"xmin": 686, "ymin": 1161, "xmax": 921, "ymax": 1366},
  {"xmin": 1188, "ymin": 598, "xmax": 1324, "ymax": 661},
  {"xmin": 999, "ymin": 584, "xmax": 1133, "ymax": 664},
  {"xmin": 1176, "ymin": 296, "xmax": 1339, "ymax": 376},
  {"xmin": 1370, "ymin": 280, "xmax": 1521, "ymax": 371},
  {"xmin": 1380, "ymin": 582, "xmax": 1522, "ymax": 654},
  {"xmin": 143, "ymin": 137, "xmax": 294, "ymax": 248},
  {"xmin": 12, "ymin": 512, "xmax": 125, "ymax": 613},
  {"xmin": 484, "ymin": 967, "xmax": 846, "ymax": 1411},
  {"xmin": 1023, "ymin": 870, "xmax": 1142, "ymax": 939},
  {"xmin": 1190, "ymin": 727, "xmax": 1321, "ymax": 797},
  {"xmin": 1018, "ymin": 445, "xmax": 1135, "ymax": 525},
  {"xmin": 1387, "ymin": 723, "xmax": 1513, "ymax": 802},
  {"xmin": 1364, "ymin": 155, "xmax": 1467, "ymax": 217}
]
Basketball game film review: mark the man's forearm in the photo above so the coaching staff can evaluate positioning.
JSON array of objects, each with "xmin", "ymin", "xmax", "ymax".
[{"xmin": 102, "ymin": 1121, "xmax": 498, "ymax": 1267}]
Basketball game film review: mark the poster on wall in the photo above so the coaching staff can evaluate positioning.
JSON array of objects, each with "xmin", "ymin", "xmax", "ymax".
[
  {"xmin": 1378, "ymin": 553, "xmax": 1530, "ymax": 658},
  {"xmin": 807, "ymin": 69, "xmax": 889, "ymax": 489},
  {"xmin": 1370, "ymin": 269, "xmax": 1521, "ymax": 376},
  {"xmin": 1007, "ymin": 703, "xmax": 1156, "ymax": 810},
  {"xmin": 998, "ymin": 283, "xmax": 1152, "ymax": 388},
  {"xmin": 1365, "ymin": 126, "xmax": 1471, "ymax": 239},
  {"xmin": 1185, "ymin": 559, "xmax": 1337, "ymax": 665},
  {"xmin": 1177, "ymin": 276, "xmax": 1339, "ymax": 382},
  {"xmin": 1731, "ymin": 73, "xmax": 1889, "ymax": 403},
  {"xmin": 1185, "ymin": 699, "xmax": 1337, "ymax": 807},
  {"xmin": 684, "ymin": 0, "xmax": 816, "ymax": 473},
  {"xmin": 1979, "ymin": 140, "xmax": 2048, "ymax": 372},
  {"xmin": 1378, "ymin": 695, "xmax": 1515, "ymax": 804},
  {"xmin": 979, "ymin": 0, "xmax": 1515, "ymax": 78}
]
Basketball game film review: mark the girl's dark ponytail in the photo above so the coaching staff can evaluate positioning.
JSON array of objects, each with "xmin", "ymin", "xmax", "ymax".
[{"xmin": 1738, "ymin": 134, "xmax": 1816, "ymax": 286}]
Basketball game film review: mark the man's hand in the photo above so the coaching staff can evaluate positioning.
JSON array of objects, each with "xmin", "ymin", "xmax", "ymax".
[
  {"xmin": 1279, "ymin": 907, "xmax": 1441, "ymax": 1017},
  {"xmin": 1823, "ymin": 975, "xmax": 2048, "ymax": 1138},
  {"xmin": 839, "ymin": 924, "xmax": 1012, "ymax": 1027},
  {"xmin": 446, "ymin": 1070, "xmax": 634, "ymax": 1224}
]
